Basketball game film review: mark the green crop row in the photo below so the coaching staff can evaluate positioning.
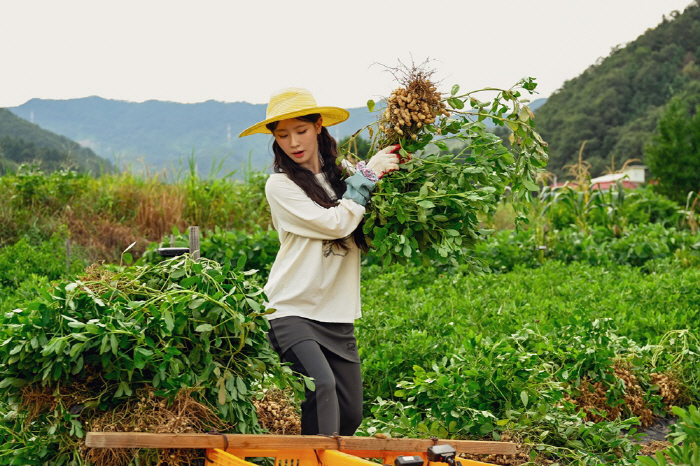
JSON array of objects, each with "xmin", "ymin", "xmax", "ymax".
[
  {"xmin": 474, "ymin": 223, "xmax": 700, "ymax": 272},
  {"xmin": 357, "ymin": 261, "xmax": 700, "ymax": 464}
]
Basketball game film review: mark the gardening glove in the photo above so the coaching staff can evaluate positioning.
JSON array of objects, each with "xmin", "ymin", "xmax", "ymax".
[
  {"xmin": 367, "ymin": 144, "xmax": 401, "ymax": 179},
  {"xmin": 342, "ymin": 172, "xmax": 374, "ymax": 206}
]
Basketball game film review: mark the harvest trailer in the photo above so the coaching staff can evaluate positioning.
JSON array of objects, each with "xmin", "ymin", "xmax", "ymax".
[{"xmin": 85, "ymin": 432, "xmax": 516, "ymax": 466}]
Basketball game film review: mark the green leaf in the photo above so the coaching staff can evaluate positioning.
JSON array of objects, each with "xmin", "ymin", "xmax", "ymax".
[
  {"xmin": 654, "ymin": 450, "xmax": 667, "ymax": 465},
  {"xmin": 195, "ymin": 324, "xmax": 214, "ymax": 333},
  {"xmin": 450, "ymin": 84, "xmax": 460, "ymax": 96},
  {"xmin": 122, "ymin": 252, "xmax": 133, "ymax": 265},
  {"xmin": 120, "ymin": 380, "xmax": 132, "ymax": 397},
  {"xmin": 236, "ymin": 376, "xmax": 247, "ymax": 395},
  {"xmin": 304, "ymin": 376, "xmax": 316, "ymax": 391},
  {"xmin": 520, "ymin": 390, "xmax": 529, "ymax": 408},
  {"xmin": 245, "ymin": 297, "xmax": 261, "ymax": 312},
  {"xmin": 136, "ymin": 347, "xmax": 153, "ymax": 357},
  {"xmin": 70, "ymin": 343, "xmax": 84, "ymax": 358},
  {"xmin": 435, "ymin": 141, "xmax": 449, "ymax": 151},
  {"xmin": 636, "ymin": 457, "xmax": 660, "ymax": 466},
  {"xmin": 519, "ymin": 107, "xmax": 530, "ymax": 122},
  {"xmin": 417, "ymin": 200, "xmax": 435, "ymax": 209},
  {"xmin": 236, "ymin": 254, "xmax": 247, "ymax": 270},
  {"xmin": 189, "ymin": 298, "xmax": 206, "ymax": 309},
  {"xmin": 522, "ymin": 180, "xmax": 540, "ymax": 191},
  {"xmin": 100, "ymin": 335, "xmax": 110, "ymax": 354},
  {"xmin": 134, "ymin": 351, "xmax": 145, "ymax": 370},
  {"xmin": 163, "ymin": 311, "xmax": 174, "ymax": 332},
  {"xmin": 367, "ymin": 99, "xmax": 375, "ymax": 112},
  {"xmin": 218, "ymin": 381, "xmax": 227, "ymax": 405},
  {"xmin": 479, "ymin": 422, "xmax": 494, "ymax": 434},
  {"xmin": 180, "ymin": 276, "xmax": 198, "ymax": 288}
]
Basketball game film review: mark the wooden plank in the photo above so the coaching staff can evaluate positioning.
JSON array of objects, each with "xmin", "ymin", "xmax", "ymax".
[
  {"xmin": 86, "ymin": 433, "xmax": 224, "ymax": 449},
  {"xmin": 189, "ymin": 226, "xmax": 200, "ymax": 261},
  {"xmin": 86, "ymin": 433, "xmax": 516, "ymax": 455}
]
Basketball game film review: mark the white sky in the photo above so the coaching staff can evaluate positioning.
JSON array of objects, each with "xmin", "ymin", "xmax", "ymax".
[{"xmin": 0, "ymin": 0, "xmax": 695, "ymax": 109}]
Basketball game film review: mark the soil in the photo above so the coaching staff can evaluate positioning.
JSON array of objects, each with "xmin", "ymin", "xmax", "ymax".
[{"xmin": 633, "ymin": 416, "xmax": 678, "ymax": 443}]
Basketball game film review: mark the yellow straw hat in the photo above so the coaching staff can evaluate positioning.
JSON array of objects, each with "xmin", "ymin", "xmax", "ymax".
[{"xmin": 238, "ymin": 87, "xmax": 350, "ymax": 137}]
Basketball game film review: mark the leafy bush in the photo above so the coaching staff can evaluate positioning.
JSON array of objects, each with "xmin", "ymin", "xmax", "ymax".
[
  {"xmin": 0, "ymin": 255, "xmax": 296, "ymax": 464},
  {"xmin": 473, "ymin": 223, "xmax": 700, "ymax": 272},
  {"xmin": 621, "ymin": 185, "xmax": 682, "ymax": 227},
  {"xmin": 140, "ymin": 225, "xmax": 280, "ymax": 282},
  {"xmin": 0, "ymin": 231, "xmax": 88, "ymax": 315},
  {"xmin": 0, "ymin": 231, "xmax": 86, "ymax": 290}
]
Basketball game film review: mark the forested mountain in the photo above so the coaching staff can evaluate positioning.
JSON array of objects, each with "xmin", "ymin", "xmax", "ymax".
[
  {"xmin": 535, "ymin": 0, "xmax": 700, "ymax": 178},
  {"xmin": 8, "ymin": 97, "xmax": 379, "ymax": 176},
  {"xmin": 8, "ymin": 95, "xmax": 548, "ymax": 177},
  {"xmin": 0, "ymin": 109, "xmax": 112, "ymax": 174}
]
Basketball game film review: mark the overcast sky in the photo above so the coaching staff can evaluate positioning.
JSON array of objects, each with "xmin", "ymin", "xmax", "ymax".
[{"xmin": 1, "ymin": 0, "xmax": 695, "ymax": 109}]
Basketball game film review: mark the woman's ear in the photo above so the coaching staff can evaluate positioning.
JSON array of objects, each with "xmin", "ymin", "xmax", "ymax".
[{"xmin": 316, "ymin": 117, "xmax": 323, "ymax": 134}]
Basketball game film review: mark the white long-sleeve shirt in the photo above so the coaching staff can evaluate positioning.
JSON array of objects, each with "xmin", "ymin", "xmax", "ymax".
[{"xmin": 263, "ymin": 172, "xmax": 365, "ymax": 322}]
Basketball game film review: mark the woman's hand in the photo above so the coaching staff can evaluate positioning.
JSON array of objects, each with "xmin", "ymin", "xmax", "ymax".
[{"xmin": 367, "ymin": 144, "xmax": 401, "ymax": 179}]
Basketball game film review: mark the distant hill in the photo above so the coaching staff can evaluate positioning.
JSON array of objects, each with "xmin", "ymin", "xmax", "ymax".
[
  {"xmin": 0, "ymin": 109, "xmax": 113, "ymax": 174},
  {"xmin": 535, "ymin": 1, "xmax": 700, "ymax": 177},
  {"xmin": 528, "ymin": 98, "xmax": 548, "ymax": 112},
  {"xmin": 9, "ymin": 97, "xmax": 380, "ymax": 177},
  {"xmin": 8, "ymin": 95, "xmax": 549, "ymax": 177}
]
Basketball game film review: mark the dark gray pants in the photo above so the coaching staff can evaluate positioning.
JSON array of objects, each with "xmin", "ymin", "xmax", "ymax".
[{"xmin": 281, "ymin": 340, "xmax": 363, "ymax": 435}]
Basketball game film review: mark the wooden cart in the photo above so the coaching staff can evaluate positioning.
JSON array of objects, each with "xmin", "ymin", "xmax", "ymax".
[{"xmin": 86, "ymin": 432, "xmax": 515, "ymax": 466}]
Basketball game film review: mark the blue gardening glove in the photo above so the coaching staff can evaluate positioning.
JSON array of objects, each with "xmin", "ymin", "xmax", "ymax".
[{"xmin": 343, "ymin": 172, "xmax": 375, "ymax": 206}]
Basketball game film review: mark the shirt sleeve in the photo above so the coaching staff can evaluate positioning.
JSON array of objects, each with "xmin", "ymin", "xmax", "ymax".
[{"xmin": 266, "ymin": 175, "xmax": 366, "ymax": 240}]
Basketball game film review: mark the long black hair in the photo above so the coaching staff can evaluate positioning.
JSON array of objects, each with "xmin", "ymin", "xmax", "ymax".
[{"xmin": 266, "ymin": 114, "xmax": 368, "ymax": 251}]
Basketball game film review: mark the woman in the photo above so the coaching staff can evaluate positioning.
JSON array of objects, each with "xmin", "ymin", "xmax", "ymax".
[{"xmin": 239, "ymin": 87, "xmax": 399, "ymax": 436}]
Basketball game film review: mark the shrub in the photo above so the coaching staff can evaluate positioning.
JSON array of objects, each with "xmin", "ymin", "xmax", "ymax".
[
  {"xmin": 0, "ymin": 255, "xmax": 297, "ymax": 464},
  {"xmin": 140, "ymin": 225, "xmax": 280, "ymax": 282}
]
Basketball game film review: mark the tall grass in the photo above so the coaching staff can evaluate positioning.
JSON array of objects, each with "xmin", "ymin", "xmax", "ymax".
[{"xmin": 0, "ymin": 162, "xmax": 271, "ymax": 261}]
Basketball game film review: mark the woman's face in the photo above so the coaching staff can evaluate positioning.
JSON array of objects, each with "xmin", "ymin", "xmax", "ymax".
[{"xmin": 273, "ymin": 117, "xmax": 323, "ymax": 173}]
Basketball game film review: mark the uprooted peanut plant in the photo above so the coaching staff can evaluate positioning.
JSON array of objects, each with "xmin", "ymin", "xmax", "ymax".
[{"xmin": 346, "ymin": 62, "xmax": 548, "ymax": 268}]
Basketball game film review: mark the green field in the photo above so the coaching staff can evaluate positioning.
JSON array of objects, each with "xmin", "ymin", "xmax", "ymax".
[{"xmin": 0, "ymin": 166, "xmax": 699, "ymax": 465}]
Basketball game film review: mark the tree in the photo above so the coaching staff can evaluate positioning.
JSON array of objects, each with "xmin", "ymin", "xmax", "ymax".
[
  {"xmin": 338, "ymin": 135, "xmax": 372, "ymax": 159},
  {"xmin": 644, "ymin": 96, "xmax": 700, "ymax": 203}
]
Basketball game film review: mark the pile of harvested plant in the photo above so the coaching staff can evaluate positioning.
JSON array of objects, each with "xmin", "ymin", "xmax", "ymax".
[{"xmin": 0, "ymin": 253, "xmax": 301, "ymax": 465}]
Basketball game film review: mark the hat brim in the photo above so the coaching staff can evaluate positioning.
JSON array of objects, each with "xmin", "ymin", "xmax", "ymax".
[{"xmin": 238, "ymin": 107, "xmax": 350, "ymax": 137}]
